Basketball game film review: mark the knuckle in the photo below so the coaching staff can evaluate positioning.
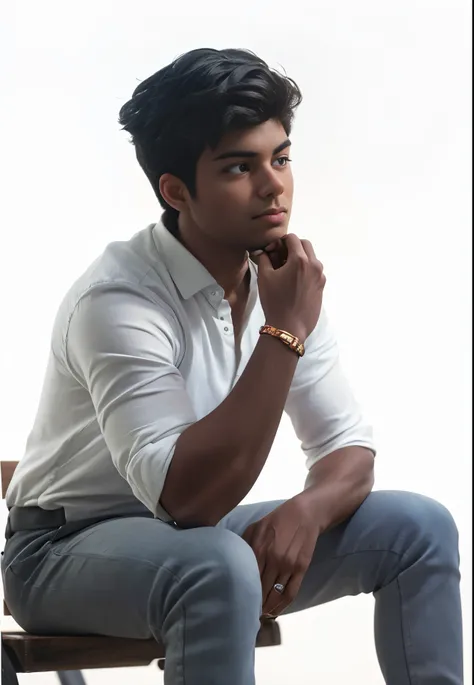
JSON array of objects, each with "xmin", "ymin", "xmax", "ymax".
[
  {"xmin": 281, "ymin": 560, "xmax": 293, "ymax": 575},
  {"xmin": 311, "ymin": 260, "xmax": 325, "ymax": 278},
  {"xmin": 275, "ymin": 552, "xmax": 288, "ymax": 568},
  {"xmin": 312, "ymin": 258, "xmax": 323, "ymax": 271},
  {"xmin": 291, "ymin": 557, "xmax": 305, "ymax": 574},
  {"xmin": 295, "ymin": 253, "xmax": 307, "ymax": 266},
  {"xmin": 296, "ymin": 558, "xmax": 309, "ymax": 574}
]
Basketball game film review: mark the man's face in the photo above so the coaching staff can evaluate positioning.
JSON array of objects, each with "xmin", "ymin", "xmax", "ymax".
[{"xmin": 186, "ymin": 119, "xmax": 294, "ymax": 252}]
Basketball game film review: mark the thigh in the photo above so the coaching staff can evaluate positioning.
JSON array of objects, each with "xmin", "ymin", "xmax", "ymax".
[
  {"xmin": 218, "ymin": 500, "xmax": 286, "ymax": 536},
  {"xmin": 3, "ymin": 516, "xmax": 233, "ymax": 638},
  {"xmin": 218, "ymin": 495, "xmax": 401, "ymax": 615},
  {"xmin": 282, "ymin": 489, "xmax": 455, "ymax": 615}
]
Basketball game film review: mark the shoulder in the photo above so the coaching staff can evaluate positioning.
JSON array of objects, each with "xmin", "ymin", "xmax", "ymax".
[{"xmin": 52, "ymin": 226, "xmax": 183, "ymax": 359}]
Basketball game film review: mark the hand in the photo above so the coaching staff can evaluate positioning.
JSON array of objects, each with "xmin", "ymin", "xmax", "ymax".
[
  {"xmin": 241, "ymin": 496, "xmax": 321, "ymax": 618},
  {"xmin": 253, "ymin": 234, "xmax": 326, "ymax": 343},
  {"xmin": 260, "ymin": 238, "xmax": 288, "ymax": 269}
]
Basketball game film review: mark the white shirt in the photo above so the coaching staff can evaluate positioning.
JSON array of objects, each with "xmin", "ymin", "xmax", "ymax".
[{"xmin": 7, "ymin": 220, "xmax": 375, "ymax": 522}]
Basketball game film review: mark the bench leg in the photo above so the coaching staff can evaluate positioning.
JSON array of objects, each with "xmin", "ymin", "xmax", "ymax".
[
  {"xmin": 2, "ymin": 644, "xmax": 19, "ymax": 685},
  {"xmin": 56, "ymin": 671, "xmax": 87, "ymax": 685}
]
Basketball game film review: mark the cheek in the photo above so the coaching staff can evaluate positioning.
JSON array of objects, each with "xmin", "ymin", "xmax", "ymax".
[
  {"xmin": 188, "ymin": 192, "xmax": 230, "ymax": 230},
  {"xmin": 201, "ymin": 182, "xmax": 247, "ymax": 217}
]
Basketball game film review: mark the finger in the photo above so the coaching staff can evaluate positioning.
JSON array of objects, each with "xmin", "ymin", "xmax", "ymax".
[
  {"xmin": 264, "ymin": 240, "xmax": 279, "ymax": 252},
  {"xmin": 260, "ymin": 557, "xmax": 280, "ymax": 612},
  {"xmin": 267, "ymin": 250, "xmax": 283, "ymax": 270},
  {"xmin": 266, "ymin": 570, "xmax": 305, "ymax": 617},
  {"xmin": 264, "ymin": 526, "xmax": 311, "ymax": 616},
  {"xmin": 268, "ymin": 239, "xmax": 288, "ymax": 269},
  {"xmin": 300, "ymin": 239, "xmax": 316, "ymax": 261},
  {"xmin": 256, "ymin": 238, "xmax": 285, "ymax": 270},
  {"xmin": 244, "ymin": 526, "xmax": 269, "ymax": 577},
  {"xmin": 255, "ymin": 530, "xmax": 274, "ymax": 579},
  {"xmin": 242, "ymin": 522, "xmax": 261, "ymax": 553},
  {"xmin": 260, "ymin": 532, "xmax": 296, "ymax": 611},
  {"xmin": 261, "ymin": 572, "xmax": 292, "ymax": 616},
  {"xmin": 281, "ymin": 233, "xmax": 307, "ymax": 262},
  {"xmin": 256, "ymin": 527, "xmax": 279, "ymax": 603},
  {"xmin": 301, "ymin": 239, "xmax": 324, "ymax": 275},
  {"xmin": 254, "ymin": 250, "xmax": 274, "ymax": 273}
]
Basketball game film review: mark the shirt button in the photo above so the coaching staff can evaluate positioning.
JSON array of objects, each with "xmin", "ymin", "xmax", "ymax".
[
  {"xmin": 224, "ymin": 326, "xmax": 229, "ymax": 332},
  {"xmin": 219, "ymin": 316, "xmax": 224, "ymax": 320}
]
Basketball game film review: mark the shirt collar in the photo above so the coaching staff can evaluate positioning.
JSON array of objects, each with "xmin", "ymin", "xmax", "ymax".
[{"xmin": 152, "ymin": 219, "xmax": 219, "ymax": 300}]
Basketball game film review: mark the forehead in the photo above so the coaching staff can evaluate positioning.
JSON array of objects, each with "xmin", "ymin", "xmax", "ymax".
[{"xmin": 202, "ymin": 119, "xmax": 288, "ymax": 161}]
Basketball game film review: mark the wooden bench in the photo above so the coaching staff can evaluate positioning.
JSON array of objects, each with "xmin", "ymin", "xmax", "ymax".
[{"xmin": 1, "ymin": 461, "xmax": 281, "ymax": 684}]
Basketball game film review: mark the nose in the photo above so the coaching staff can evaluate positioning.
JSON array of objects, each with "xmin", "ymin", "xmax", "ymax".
[{"xmin": 256, "ymin": 166, "xmax": 285, "ymax": 200}]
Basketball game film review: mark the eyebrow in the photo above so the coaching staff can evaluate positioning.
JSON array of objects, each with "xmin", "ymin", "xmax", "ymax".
[{"xmin": 213, "ymin": 138, "xmax": 292, "ymax": 161}]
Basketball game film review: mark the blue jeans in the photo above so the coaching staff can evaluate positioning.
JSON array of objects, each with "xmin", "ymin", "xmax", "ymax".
[{"xmin": 1, "ymin": 490, "xmax": 463, "ymax": 684}]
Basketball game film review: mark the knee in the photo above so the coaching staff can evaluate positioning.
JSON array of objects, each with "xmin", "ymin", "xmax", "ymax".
[
  {"xmin": 372, "ymin": 490, "xmax": 459, "ymax": 559},
  {"xmin": 178, "ymin": 527, "xmax": 263, "ymax": 607}
]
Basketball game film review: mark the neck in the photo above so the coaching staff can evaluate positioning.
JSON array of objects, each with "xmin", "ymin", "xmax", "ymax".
[{"xmin": 176, "ymin": 216, "xmax": 249, "ymax": 300}]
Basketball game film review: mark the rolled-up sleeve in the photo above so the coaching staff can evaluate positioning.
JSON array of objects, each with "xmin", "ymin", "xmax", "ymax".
[
  {"xmin": 65, "ymin": 283, "xmax": 197, "ymax": 515},
  {"xmin": 284, "ymin": 308, "xmax": 376, "ymax": 470}
]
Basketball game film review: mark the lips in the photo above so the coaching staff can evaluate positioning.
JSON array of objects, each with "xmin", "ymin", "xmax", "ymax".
[{"xmin": 253, "ymin": 207, "xmax": 288, "ymax": 219}]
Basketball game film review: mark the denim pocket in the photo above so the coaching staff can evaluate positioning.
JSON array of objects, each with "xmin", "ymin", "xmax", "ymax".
[{"xmin": 2, "ymin": 530, "xmax": 56, "ymax": 583}]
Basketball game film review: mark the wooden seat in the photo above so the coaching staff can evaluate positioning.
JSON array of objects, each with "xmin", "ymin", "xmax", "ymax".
[
  {"xmin": 2, "ymin": 621, "xmax": 281, "ymax": 674},
  {"xmin": 1, "ymin": 461, "xmax": 281, "ymax": 679}
]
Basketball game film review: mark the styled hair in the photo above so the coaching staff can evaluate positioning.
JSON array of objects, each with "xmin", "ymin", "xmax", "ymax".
[{"xmin": 118, "ymin": 48, "xmax": 302, "ymax": 230}]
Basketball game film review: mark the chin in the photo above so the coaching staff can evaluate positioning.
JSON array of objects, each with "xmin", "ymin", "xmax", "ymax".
[{"xmin": 257, "ymin": 225, "xmax": 288, "ymax": 250}]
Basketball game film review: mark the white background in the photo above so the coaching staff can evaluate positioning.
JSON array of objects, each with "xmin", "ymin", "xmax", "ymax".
[{"xmin": 1, "ymin": 1, "xmax": 471, "ymax": 683}]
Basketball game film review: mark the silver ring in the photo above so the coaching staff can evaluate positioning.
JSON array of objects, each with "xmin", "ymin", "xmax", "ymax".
[{"xmin": 273, "ymin": 583, "xmax": 285, "ymax": 594}]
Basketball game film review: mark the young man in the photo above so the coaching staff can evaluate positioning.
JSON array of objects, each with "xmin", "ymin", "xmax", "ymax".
[{"xmin": 2, "ymin": 48, "xmax": 463, "ymax": 684}]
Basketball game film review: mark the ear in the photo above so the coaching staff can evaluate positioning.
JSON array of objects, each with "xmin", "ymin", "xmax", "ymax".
[{"xmin": 159, "ymin": 173, "xmax": 191, "ymax": 213}]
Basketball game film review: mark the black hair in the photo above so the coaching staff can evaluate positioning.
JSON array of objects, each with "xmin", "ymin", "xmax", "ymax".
[{"xmin": 118, "ymin": 48, "xmax": 302, "ymax": 231}]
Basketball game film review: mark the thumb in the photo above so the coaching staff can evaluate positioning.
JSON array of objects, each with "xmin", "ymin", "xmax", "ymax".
[{"xmin": 252, "ymin": 250, "xmax": 273, "ymax": 273}]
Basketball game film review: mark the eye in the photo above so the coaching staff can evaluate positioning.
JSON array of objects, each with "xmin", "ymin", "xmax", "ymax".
[
  {"xmin": 273, "ymin": 156, "xmax": 292, "ymax": 168},
  {"xmin": 224, "ymin": 156, "xmax": 292, "ymax": 175},
  {"xmin": 226, "ymin": 162, "xmax": 251, "ymax": 175}
]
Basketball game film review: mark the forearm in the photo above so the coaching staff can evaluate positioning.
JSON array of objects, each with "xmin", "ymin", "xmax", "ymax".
[
  {"xmin": 297, "ymin": 446, "xmax": 375, "ymax": 533},
  {"xmin": 160, "ymin": 333, "xmax": 300, "ymax": 527}
]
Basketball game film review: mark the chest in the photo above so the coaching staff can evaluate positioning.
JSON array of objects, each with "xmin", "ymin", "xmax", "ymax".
[
  {"xmin": 230, "ymin": 294, "xmax": 249, "ymax": 343},
  {"xmin": 177, "ymin": 295, "xmax": 264, "ymax": 419}
]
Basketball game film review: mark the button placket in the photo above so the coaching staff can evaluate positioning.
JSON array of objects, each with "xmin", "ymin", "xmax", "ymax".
[
  {"xmin": 207, "ymin": 287, "xmax": 224, "ymax": 314},
  {"xmin": 217, "ymin": 300, "xmax": 232, "ymax": 331}
]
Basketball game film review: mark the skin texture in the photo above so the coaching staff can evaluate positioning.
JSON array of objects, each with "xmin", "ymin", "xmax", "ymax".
[
  {"xmin": 158, "ymin": 118, "xmax": 374, "ymax": 617},
  {"xmin": 244, "ymin": 446, "xmax": 374, "ymax": 617},
  {"xmin": 159, "ymin": 118, "xmax": 293, "ymax": 300}
]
